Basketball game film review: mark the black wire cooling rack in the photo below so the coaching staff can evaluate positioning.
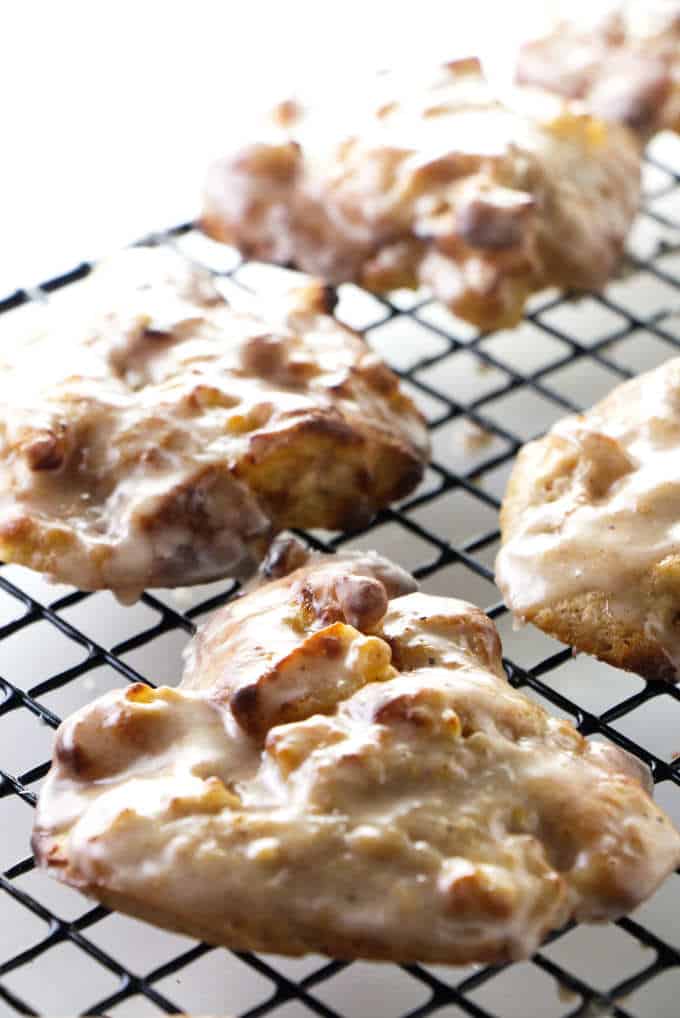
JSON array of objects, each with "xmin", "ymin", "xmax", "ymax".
[{"xmin": 1, "ymin": 135, "xmax": 680, "ymax": 1018}]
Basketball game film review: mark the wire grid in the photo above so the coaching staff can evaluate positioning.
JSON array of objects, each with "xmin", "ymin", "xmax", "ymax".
[{"xmin": 0, "ymin": 137, "xmax": 680, "ymax": 1018}]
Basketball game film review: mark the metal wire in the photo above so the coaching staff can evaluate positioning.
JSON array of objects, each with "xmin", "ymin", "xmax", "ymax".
[{"xmin": 0, "ymin": 141, "xmax": 679, "ymax": 1018}]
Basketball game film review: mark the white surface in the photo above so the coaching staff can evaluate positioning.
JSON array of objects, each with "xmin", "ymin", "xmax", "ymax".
[
  {"xmin": 0, "ymin": 0, "xmax": 549, "ymax": 293},
  {"xmin": 0, "ymin": 2, "xmax": 457, "ymax": 290}
]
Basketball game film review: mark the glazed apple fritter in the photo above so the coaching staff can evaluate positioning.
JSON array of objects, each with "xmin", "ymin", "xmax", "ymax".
[
  {"xmin": 516, "ymin": 1, "xmax": 680, "ymax": 140},
  {"xmin": 0, "ymin": 248, "xmax": 428, "ymax": 599},
  {"xmin": 498, "ymin": 357, "xmax": 680, "ymax": 681},
  {"xmin": 203, "ymin": 58, "xmax": 641, "ymax": 330},
  {"xmin": 34, "ymin": 551, "xmax": 680, "ymax": 964}
]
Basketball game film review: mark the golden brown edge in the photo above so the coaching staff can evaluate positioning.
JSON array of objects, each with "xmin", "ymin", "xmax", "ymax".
[{"xmin": 499, "ymin": 449, "xmax": 676, "ymax": 683}]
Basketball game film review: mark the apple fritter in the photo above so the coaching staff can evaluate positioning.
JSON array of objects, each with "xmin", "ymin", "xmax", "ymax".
[
  {"xmin": 203, "ymin": 58, "xmax": 640, "ymax": 331},
  {"xmin": 34, "ymin": 552, "xmax": 680, "ymax": 963},
  {"xmin": 0, "ymin": 248, "xmax": 428, "ymax": 599}
]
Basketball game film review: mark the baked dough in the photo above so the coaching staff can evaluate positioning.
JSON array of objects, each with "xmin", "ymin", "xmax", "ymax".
[
  {"xmin": 33, "ymin": 552, "xmax": 680, "ymax": 964},
  {"xmin": 0, "ymin": 248, "xmax": 428, "ymax": 600},
  {"xmin": 202, "ymin": 58, "xmax": 640, "ymax": 331},
  {"xmin": 497, "ymin": 358, "xmax": 680, "ymax": 681},
  {"xmin": 516, "ymin": 1, "xmax": 680, "ymax": 140}
]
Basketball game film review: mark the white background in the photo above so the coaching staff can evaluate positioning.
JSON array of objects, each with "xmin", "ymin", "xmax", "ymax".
[{"xmin": 0, "ymin": 0, "xmax": 548, "ymax": 293}]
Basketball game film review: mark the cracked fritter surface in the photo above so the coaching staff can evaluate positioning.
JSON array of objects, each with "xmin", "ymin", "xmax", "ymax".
[
  {"xmin": 202, "ymin": 58, "xmax": 640, "ymax": 331},
  {"xmin": 33, "ymin": 553, "xmax": 680, "ymax": 964},
  {"xmin": 0, "ymin": 248, "xmax": 428, "ymax": 599},
  {"xmin": 497, "ymin": 358, "xmax": 680, "ymax": 682},
  {"xmin": 516, "ymin": 1, "xmax": 680, "ymax": 140}
]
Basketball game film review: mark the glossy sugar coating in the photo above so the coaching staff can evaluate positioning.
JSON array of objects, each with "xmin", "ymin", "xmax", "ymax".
[
  {"xmin": 0, "ymin": 248, "xmax": 428, "ymax": 600},
  {"xmin": 498, "ymin": 357, "xmax": 680, "ymax": 681},
  {"xmin": 34, "ymin": 551, "xmax": 680, "ymax": 963},
  {"xmin": 517, "ymin": 0, "xmax": 680, "ymax": 139},
  {"xmin": 203, "ymin": 58, "xmax": 640, "ymax": 330}
]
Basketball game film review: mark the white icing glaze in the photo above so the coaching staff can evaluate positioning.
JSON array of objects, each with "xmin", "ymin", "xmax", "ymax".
[
  {"xmin": 33, "ymin": 558, "xmax": 680, "ymax": 963},
  {"xmin": 203, "ymin": 59, "xmax": 640, "ymax": 330},
  {"xmin": 0, "ymin": 247, "xmax": 428, "ymax": 597},
  {"xmin": 517, "ymin": 0, "xmax": 680, "ymax": 138},
  {"xmin": 496, "ymin": 358, "xmax": 680, "ymax": 672}
]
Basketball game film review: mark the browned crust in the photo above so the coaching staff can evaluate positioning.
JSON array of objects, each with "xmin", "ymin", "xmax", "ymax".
[
  {"xmin": 515, "ymin": 6, "xmax": 680, "ymax": 140},
  {"xmin": 183, "ymin": 552, "xmax": 414, "ymax": 728},
  {"xmin": 236, "ymin": 412, "xmax": 424, "ymax": 532},
  {"xmin": 0, "ymin": 251, "xmax": 428, "ymax": 593},
  {"xmin": 530, "ymin": 593, "xmax": 675, "ymax": 683},
  {"xmin": 500, "ymin": 444, "xmax": 677, "ymax": 683}
]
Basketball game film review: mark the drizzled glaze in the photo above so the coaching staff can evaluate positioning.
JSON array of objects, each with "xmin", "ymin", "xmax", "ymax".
[
  {"xmin": 516, "ymin": 0, "xmax": 680, "ymax": 139},
  {"xmin": 0, "ymin": 248, "xmax": 428, "ymax": 599},
  {"xmin": 497, "ymin": 358, "xmax": 680, "ymax": 676},
  {"xmin": 33, "ymin": 553, "xmax": 680, "ymax": 963},
  {"xmin": 202, "ymin": 58, "xmax": 640, "ymax": 330}
]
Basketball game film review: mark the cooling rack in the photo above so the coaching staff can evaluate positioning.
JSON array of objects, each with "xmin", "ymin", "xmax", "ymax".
[{"xmin": 1, "ymin": 134, "xmax": 680, "ymax": 1018}]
